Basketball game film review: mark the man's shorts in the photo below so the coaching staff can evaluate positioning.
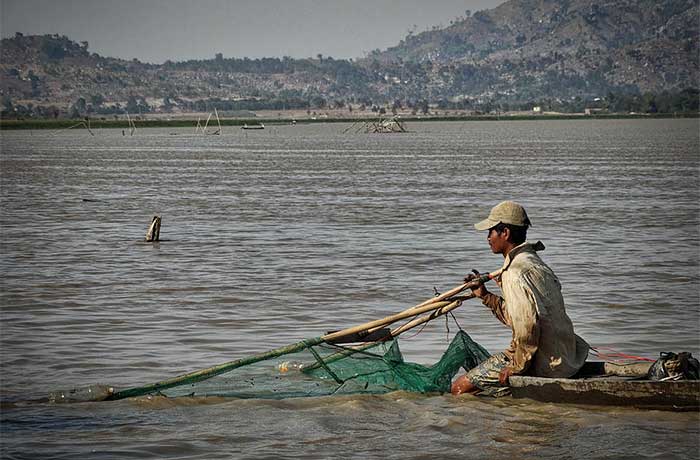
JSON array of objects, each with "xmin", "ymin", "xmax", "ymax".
[{"xmin": 465, "ymin": 352, "xmax": 511, "ymax": 397}]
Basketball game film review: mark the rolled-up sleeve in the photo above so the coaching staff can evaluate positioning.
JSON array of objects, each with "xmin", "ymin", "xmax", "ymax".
[{"xmin": 482, "ymin": 293, "xmax": 510, "ymax": 326}]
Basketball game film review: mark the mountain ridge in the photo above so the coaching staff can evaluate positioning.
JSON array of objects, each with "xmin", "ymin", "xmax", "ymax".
[
  {"xmin": 1, "ymin": 0, "xmax": 698, "ymax": 118},
  {"xmin": 369, "ymin": 0, "xmax": 698, "ymax": 97}
]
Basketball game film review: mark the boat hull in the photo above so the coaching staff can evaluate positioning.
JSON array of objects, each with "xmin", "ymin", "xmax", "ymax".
[{"xmin": 509, "ymin": 375, "xmax": 700, "ymax": 410}]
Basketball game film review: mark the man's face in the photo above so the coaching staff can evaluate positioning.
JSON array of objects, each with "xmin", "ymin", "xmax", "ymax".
[{"xmin": 487, "ymin": 226, "xmax": 508, "ymax": 255}]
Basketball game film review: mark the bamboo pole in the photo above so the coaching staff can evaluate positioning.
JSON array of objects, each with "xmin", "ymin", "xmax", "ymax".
[
  {"xmin": 56, "ymin": 121, "xmax": 95, "ymax": 136},
  {"xmin": 109, "ymin": 297, "xmax": 465, "ymax": 400},
  {"xmin": 303, "ymin": 296, "xmax": 473, "ymax": 372},
  {"xmin": 321, "ymin": 298, "xmax": 464, "ymax": 343},
  {"xmin": 203, "ymin": 113, "xmax": 212, "ymax": 133},
  {"xmin": 214, "ymin": 108, "xmax": 222, "ymax": 135},
  {"xmin": 387, "ymin": 295, "xmax": 472, "ymax": 336},
  {"xmin": 125, "ymin": 111, "xmax": 136, "ymax": 135},
  {"xmin": 343, "ymin": 121, "xmax": 360, "ymax": 133},
  {"xmin": 109, "ymin": 337, "xmax": 326, "ymax": 400},
  {"xmin": 396, "ymin": 271, "xmax": 498, "ymax": 315},
  {"xmin": 107, "ymin": 276, "xmax": 494, "ymax": 401},
  {"xmin": 84, "ymin": 117, "xmax": 95, "ymax": 135}
]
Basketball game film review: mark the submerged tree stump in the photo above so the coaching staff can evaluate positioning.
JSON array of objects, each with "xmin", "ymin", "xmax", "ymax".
[{"xmin": 145, "ymin": 216, "xmax": 161, "ymax": 242}]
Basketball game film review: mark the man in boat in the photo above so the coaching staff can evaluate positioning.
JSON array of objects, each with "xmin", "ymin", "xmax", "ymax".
[{"xmin": 451, "ymin": 201, "xmax": 589, "ymax": 396}]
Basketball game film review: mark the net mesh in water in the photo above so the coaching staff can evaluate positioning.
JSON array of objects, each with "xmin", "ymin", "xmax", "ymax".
[{"xmin": 113, "ymin": 330, "xmax": 490, "ymax": 400}]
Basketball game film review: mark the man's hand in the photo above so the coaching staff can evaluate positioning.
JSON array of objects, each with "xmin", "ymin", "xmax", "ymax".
[
  {"xmin": 498, "ymin": 367, "xmax": 513, "ymax": 385},
  {"xmin": 465, "ymin": 269, "xmax": 489, "ymax": 299}
]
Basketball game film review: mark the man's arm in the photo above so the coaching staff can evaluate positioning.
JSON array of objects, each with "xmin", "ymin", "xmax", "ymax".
[
  {"xmin": 466, "ymin": 271, "xmax": 512, "ymax": 326},
  {"xmin": 481, "ymin": 292, "xmax": 511, "ymax": 326}
]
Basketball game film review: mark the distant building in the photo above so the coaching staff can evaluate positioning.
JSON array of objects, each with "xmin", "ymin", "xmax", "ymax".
[
  {"xmin": 584, "ymin": 108, "xmax": 606, "ymax": 115},
  {"xmin": 532, "ymin": 106, "xmax": 542, "ymax": 113}
]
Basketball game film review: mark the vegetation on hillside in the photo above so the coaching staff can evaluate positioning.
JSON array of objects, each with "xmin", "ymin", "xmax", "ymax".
[{"xmin": 1, "ymin": 0, "xmax": 698, "ymax": 120}]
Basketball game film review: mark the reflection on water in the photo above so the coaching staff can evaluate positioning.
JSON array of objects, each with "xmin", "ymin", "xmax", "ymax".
[{"xmin": 1, "ymin": 119, "xmax": 699, "ymax": 458}]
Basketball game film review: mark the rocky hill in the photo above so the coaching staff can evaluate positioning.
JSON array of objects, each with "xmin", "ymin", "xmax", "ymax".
[
  {"xmin": 1, "ymin": 0, "xmax": 698, "ymax": 118},
  {"xmin": 373, "ymin": 0, "xmax": 699, "ymax": 100},
  {"xmin": 1, "ymin": 34, "xmax": 368, "ymax": 118}
]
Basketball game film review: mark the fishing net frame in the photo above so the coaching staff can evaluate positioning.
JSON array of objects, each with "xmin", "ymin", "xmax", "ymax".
[{"xmin": 53, "ymin": 278, "xmax": 499, "ymax": 403}]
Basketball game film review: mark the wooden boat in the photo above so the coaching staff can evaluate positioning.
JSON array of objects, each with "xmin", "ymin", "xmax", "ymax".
[
  {"xmin": 241, "ymin": 123, "xmax": 265, "ymax": 130},
  {"xmin": 509, "ymin": 361, "xmax": 700, "ymax": 411}
]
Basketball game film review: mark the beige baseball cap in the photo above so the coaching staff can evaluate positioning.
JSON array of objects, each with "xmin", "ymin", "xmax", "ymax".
[{"xmin": 474, "ymin": 201, "xmax": 531, "ymax": 230}]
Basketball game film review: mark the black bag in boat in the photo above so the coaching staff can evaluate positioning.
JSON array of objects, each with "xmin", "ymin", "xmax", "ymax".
[{"xmin": 646, "ymin": 352, "xmax": 700, "ymax": 380}]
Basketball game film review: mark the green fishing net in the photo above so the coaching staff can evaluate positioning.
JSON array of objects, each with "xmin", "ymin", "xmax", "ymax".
[{"xmin": 109, "ymin": 331, "xmax": 490, "ymax": 400}]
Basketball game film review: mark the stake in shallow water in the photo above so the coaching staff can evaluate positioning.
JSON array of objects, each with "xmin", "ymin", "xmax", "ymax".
[{"xmin": 145, "ymin": 215, "xmax": 161, "ymax": 242}]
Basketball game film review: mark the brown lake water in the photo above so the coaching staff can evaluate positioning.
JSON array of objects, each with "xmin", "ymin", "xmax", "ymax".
[{"xmin": 1, "ymin": 119, "xmax": 699, "ymax": 459}]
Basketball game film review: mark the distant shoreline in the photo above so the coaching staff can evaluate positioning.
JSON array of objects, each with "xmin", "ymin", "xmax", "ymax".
[{"xmin": 1, "ymin": 112, "xmax": 698, "ymax": 130}]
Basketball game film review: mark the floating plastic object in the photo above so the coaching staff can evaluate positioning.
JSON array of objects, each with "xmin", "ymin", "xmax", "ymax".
[{"xmin": 48, "ymin": 384, "xmax": 114, "ymax": 403}]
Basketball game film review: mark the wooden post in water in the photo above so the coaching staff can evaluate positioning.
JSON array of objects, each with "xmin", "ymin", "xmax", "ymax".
[
  {"xmin": 213, "ymin": 108, "xmax": 222, "ymax": 135},
  {"xmin": 203, "ymin": 113, "xmax": 212, "ymax": 133},
  {"xmin": 126, "ymin": 111, "xmax": 136, "ymax": 135},
  {"xmin": 145, "ymin": 216, "xmax": 161, "ymax": 242}
]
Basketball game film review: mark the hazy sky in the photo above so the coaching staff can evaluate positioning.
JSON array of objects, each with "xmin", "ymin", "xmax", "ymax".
[{"xmin": 1, "ymin": 0, "xmax": 505, "ymax": 63}]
